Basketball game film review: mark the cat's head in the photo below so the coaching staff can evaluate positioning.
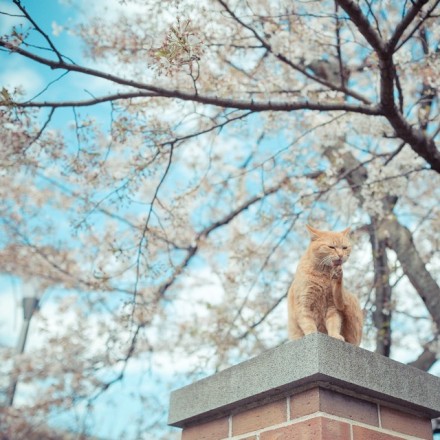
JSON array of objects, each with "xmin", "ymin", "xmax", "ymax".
[{"xmin": 306, "ymin": 224, "xmax": 352, "ymax": 268}]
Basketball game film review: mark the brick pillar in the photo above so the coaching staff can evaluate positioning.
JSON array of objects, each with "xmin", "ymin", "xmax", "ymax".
[{"xmin": 168, "ymin": 333, "xmax": 440, "ymax": 440}]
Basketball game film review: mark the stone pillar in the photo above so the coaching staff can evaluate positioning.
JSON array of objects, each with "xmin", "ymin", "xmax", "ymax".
[{"xmin": 168, "ymin": 333, "xmax": 440, "ymax": 440}]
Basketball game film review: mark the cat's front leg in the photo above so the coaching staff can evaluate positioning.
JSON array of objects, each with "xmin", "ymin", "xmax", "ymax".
[
  {"xmin": 331, "ymin": 267, "xmax": 345, "ymax": 311},
  {"xmin": 331, "ymin": 265, "xmax": 343, "ymax": 280},
  {"xmin": 296, "ymin": 313, "xmax": 318, "ymax": 336},
  {"xmin": 325, "ymin": 308, "xmax": 345, "ymax": 341}
]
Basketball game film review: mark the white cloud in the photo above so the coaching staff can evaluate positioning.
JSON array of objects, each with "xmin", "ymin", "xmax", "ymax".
[
  {"xmin": 51, "ymin": 20, "xmax": 64, "ymax": 37},
  {"xmin": 0, "ymin": 1, "xmax": 21, "ymax": 35},
  {"xmin": 0, "ymin": 58, "xmax": 45, "ymax": 98}
]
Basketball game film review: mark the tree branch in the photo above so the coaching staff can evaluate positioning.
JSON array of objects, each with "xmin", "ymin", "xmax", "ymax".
[
  {"xmin": 387, "ymin": 0, "xmax": 431, "ymax": 52},
  {"xmin": 237, "ymin": 291, "xmax": 287, "ymax": 340},
  {"xmin": 380, "ymin": 215, "xmax": 440, "ymax": 325},
  {"xmin": 0, "ymin": 40, "xmax": 378, "ymax": 114},
  {"xmin": 154, "ymin": 178, "xmax": 287, "ymax": 300},
  {"xmin": 335, "ymin": 0, "xmax": 386, "ymax": 54},
  {"xmin": 364, "ymin": 0, "xmax": 383, "ymax": 38},
  {"xmin": 369, "ymin": 220, "xmax": 392, "ymax": 357},
  {"xmin": 395, "ymin": 0, "xmax": 440, "ymax": 51},
  {"xmin": 133, "ymin": 143, "xmax": 174, "ymax": 301},
  {"xmin": 379, "ymin": 84, "xmax": 440, "ymax": 172},
  {"xmin": 334, "ymin": 2, "xmax": 347, "ymax": 87},
  {"xmin": 217, "ymin": 0, "xmax": 371, "ymax": 104},
  {"xmin": 12, "ymin": 0, "xmax": 64, "ymax": 63},
  {"xmin": 407, "ymin": 339, "xmax": 438, "ymax": 371},
  {"xmin": 7, "ymin": 10, "xmax": 439, "ymax": 172},
  {"xmin": 3, "ymin": 91, "xmax": 380, "ymax": 115}
]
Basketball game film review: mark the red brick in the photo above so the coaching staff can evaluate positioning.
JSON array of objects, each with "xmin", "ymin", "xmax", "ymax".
[
  {"xmin": 380, "ymin": 406, "xmax": 432, "ymax": 439},
  {"xmin": 290, "ymin": 387, "xmax": 379, "ymax": 426},
  {"xmin": 320, "ymin": 388, "xmax": 379, "ymax": 426},
  {"xmin": 353, "ymin": 425, "xmax": 404, "ymax": 440},
  {"xmin": 232, "ymin": 399, "xmax": 286, "ymax": 436},
  {"xmin": 182, "ymin": 417, "xmax": 229, "ymax": 440},
  {"xmin": 320, "ymin": 417, "xmax": 352, "ymax": 440},
  {"xmin": 260, "ymin": 416, "xmax": 350, "ymax": 440},
  {"xmin": 290, "ymin": 388, "xmax": 320, "ymax": 419}
]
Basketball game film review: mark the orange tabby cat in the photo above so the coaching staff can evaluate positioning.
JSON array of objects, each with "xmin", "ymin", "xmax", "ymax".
[{"xmin": 287, "ymin": 225, "xmax": 363, "ymax": 345}]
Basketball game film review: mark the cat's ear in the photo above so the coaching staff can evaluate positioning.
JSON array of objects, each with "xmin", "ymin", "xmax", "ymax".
[
  {"xmin": 340, "ymin": 227, "xmax": 351, "ymax": 237},
  {"xmin": 306, "ymin": 224, "xmax": 322, "ymax": 241}
]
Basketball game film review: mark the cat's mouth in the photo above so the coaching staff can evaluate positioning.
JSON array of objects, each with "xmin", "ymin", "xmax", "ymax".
[{"xmin": 333, "ymin": 259, "xmax": 343, "ymax": 266}]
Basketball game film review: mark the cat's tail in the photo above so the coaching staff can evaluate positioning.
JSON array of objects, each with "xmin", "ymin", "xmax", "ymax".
[{"xmin": 342, "ymin": 292, "xmax": 364, "ymax": 346}]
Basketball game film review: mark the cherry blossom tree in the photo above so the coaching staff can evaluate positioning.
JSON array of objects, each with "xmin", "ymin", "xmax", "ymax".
[{"xmin": 0, "ymin": 0, "xmax": 439, "ymax": 438}]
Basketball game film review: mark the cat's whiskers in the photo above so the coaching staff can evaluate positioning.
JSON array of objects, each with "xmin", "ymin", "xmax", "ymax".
[{"xmin": 319, "ymin": 255, "xmax": 333, "ymax": 269}]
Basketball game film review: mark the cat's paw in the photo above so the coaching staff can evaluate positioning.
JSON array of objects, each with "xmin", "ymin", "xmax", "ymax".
[
  {"xmin": 331, "ymin": 266, "xmax": 343, "ymax": 280},
  {"xmin": 331, "ymin": 334, "xmax": 345, "ymax": 342}
]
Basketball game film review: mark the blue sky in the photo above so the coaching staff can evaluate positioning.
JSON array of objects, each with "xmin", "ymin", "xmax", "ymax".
[
  {"xmin": 1, "ymin": 1, "xmax": 78, "ymax": 96},
  {"xmin": 0, "ymin": 2, "xmax": 182, "ymax": 438}
]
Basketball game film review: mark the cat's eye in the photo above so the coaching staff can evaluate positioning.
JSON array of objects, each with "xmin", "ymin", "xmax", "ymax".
[
  {"xmin": 328, "ymin": 246, "xmax": 336, "ymax": 249},
  {"xmin": 342, "ymin": 246, "xmax": 348, "ymax": 249}
]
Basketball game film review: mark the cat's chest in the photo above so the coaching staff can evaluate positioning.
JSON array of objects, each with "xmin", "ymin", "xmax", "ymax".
[
  {"xmin": 306, "ymin": 274, "xmax": 334, "ymax": 307},
  {"xmin": 309, "ymin": 273, "xmax": 332, "ymax": 292}
]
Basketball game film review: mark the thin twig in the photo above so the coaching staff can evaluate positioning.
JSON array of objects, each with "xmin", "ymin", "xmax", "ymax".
[
  {"xmin": 364, "ymin": 0, "xmax": 383, "ymax": 38},
  {"xmin": 394, "ymin": 0, "xmax": 440, "ymax": 52},
  {"xmin": 383, "ymin": 141, "xmax": 406, "ymax": 166},
  {"xmin": 217, "ymin": 0, "xmax": 371, "ymax": 104},
  {"xmin": 388, "ymin": 0, "xmax": 439, "ymax": 52},
  {"xmin": 334, "ymin": 2, "xmax": 347, "ymax": 87},
  {"xmin": 12, "ymin": 0, "xmax": 64, "ymax": 62},
  {"xmin": 133, "ymin": 144, "xmax": 175, "ymax": 302},
  {"xmin": 25, "ymin": 71, "xmax": 70, "ymax": 103},
  {"xmin": 25, "ymin": 107, "xmax": 55, "ymax": 150}
]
